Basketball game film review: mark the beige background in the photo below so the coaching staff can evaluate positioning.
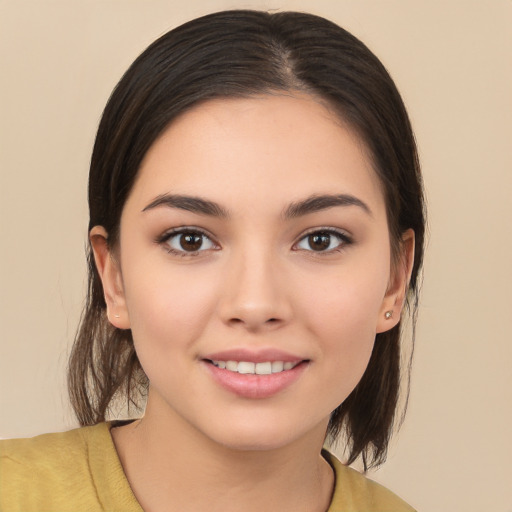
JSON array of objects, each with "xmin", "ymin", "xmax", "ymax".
[{"xmin": 1, "ymin": 1, "xmax": 511, "ymax": 510}]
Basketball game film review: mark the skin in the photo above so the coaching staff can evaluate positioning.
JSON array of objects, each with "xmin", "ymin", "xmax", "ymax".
[{"xmin": 91, "ymin": 93, "xmax": 414, "ymax": 512}]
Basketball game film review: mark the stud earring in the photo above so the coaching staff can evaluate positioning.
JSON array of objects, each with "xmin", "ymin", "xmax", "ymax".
[
  {"xmin": 114, "ymin": 313, "xmax": 120, "ymax": 318},
  {"xmin": 384, "ymin": 311, "xmax": 393, "ymax": 319}
]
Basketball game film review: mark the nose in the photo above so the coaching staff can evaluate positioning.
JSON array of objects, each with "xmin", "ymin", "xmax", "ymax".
[{"xmin": 218, "ymin": 247, "xmax": 292, "ymax": 332}]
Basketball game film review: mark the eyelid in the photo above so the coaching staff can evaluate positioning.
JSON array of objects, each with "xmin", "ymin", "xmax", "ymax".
[
  {"xmin": 155, "ymin": 225, "xmax": 352, "ymax": 256},
  {"xmin": 293, "ymin": 227, "xmax": 353, "ymax": 253},
  {"xmin": 155, "ymin": 226, "xmax": 220, "ymax": 255}
]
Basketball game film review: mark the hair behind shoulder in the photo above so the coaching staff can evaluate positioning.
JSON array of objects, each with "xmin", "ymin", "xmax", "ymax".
[{"xmin": 68, "ymin": 9, "xmax": 425, "ymax": 470}]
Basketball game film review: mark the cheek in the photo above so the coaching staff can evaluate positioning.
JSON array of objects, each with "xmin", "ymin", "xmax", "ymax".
[
  {"xmin": 295, "ymin": 258, "xmax": 390, "ymax": 390},
  {"xmin": 297, "ymin": 258, "xmax": 390, "ymax": 339},
  {"xmin": 121, "ymin": 260, "xmax": 220, "ymax": 353},
  {"xmin": 307, "ymin": 289, "xmax": 378, "ymax": 407},
  {"xmin": 312, "ymin": 287, "xmax": 377, "ymax": 372}
]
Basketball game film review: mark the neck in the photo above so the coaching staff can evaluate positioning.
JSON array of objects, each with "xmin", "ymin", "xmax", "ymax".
[{"xmin": 112, "ymin": 391, "xmax": 334, "ymax": 512}]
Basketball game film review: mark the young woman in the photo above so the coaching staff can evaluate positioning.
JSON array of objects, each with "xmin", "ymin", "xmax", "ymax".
[{"xmin": 0, "ymin": 10, "xmax": 425, "ymax": 512}]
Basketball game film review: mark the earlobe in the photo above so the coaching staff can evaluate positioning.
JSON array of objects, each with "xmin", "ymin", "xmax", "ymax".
[
  {"xmin": 89, "ymin": 226, "xmax": 130, "ymax": 329},
  {"xmin": 376, "ymin": 229, "xmax": 415, "ymax": 334}
]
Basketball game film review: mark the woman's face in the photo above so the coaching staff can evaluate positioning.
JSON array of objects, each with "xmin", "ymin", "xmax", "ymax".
[{"xmin": 97, "ymin": 94, "xmax": 407, "ymax": 451}]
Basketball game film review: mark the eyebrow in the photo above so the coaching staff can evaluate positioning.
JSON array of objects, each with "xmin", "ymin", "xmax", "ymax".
[
  {"xmin": 142, "ymin": 194, "xmax": 230, "ymax": 218},
  {"xmin": 142, "ymin": 192, "xmax": 371, "ymax": 219},
  {"xmin": 283, "ymin": 194, "xmax": 372, "ymax": 219}
]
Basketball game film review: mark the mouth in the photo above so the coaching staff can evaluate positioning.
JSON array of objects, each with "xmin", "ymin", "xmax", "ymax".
[
  {"xmin": 207, "ymin": 360, "xmax": 302, "ymax": 375},
  {"xmin": 203, "ymin": 355, "xmax": 310, "ymax": 399},
  {"xmin": 202, "ymin": 354, "xmax": 309, "ymax": 398}
]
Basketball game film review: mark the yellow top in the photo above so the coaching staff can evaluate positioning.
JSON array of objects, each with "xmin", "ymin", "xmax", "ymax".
[{"xmin": 0, "ymin": 423, "xmax": 415, "ymax": 512}]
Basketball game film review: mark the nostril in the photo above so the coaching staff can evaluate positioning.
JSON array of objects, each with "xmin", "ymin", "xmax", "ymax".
[{"xmin": 228, "ymin": 316, "xmax": 281, "ymax": 329}]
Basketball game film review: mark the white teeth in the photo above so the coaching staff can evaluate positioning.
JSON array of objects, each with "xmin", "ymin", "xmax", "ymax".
[
  {"xmin": 226, "ymin": 360, "xmax": 238, "ymax": 371},
  {"xmin": 211, "ymin": 360, "xmax": 299, "ymax": 375},
  {"xmin": 271, "ymin": 361, "xmax": 284, "ymax": 373},
  {"xmin": 237, "ymin": 361, "xmax": 255, "ymax": 374},
  {"xmin": 255, "ymin": 362, "xmax": 272, "ymax": 375}
]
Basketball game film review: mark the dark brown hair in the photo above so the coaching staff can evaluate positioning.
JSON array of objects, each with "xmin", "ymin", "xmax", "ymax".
[{"xmin": 68, "ymin": 9, "xmax": 425, "ymax": 470}]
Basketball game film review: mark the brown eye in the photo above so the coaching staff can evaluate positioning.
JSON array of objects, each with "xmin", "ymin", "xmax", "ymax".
[
  {"xmin": 295, "ymin": 230, "xmax": 350, "ymax": 253},
  {"xmin": 308, "ymin": 233, "xmax": 331, "ymax": 251},
  {"xmin": 163, "ymin": 229, "xmax": 216, "ymax": 254},
  {"xmin": 180, "ymin": 233, "xmax": 203, "ymax": 251}
]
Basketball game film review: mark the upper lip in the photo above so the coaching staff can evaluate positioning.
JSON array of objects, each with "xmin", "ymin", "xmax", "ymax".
[{"xmin": 202, "ymin": 348, "xmax": 306, "ymax": 364}]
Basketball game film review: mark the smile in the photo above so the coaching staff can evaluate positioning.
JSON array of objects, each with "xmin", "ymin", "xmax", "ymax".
[
  {"xmin": 203, "ymin": 349, "xmax": 309, "ymax": 397},
  {"xmin": 210, "ymin": 360, "xmax": 300, "ymax": 375}
]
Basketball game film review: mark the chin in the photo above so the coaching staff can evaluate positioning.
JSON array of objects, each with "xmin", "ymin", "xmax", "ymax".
[
  {"xmin": 201, "ymin": 414, "xmax": 328, "ymax": 453},
  {"xmin": 216, "ymin": 432, "xmax": 301, "ymax": 453}
]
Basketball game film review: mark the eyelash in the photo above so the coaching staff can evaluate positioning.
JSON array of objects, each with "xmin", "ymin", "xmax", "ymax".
[
  {"xmin": 293, "ymin": 228, "xmax": 353, "ymax": 254},
  {"xmin": 156, "ymin": 227, "xmax": 219, "ymax": 257},
  {"xmin": 155, "ymin": 227, "xmax": 353, "ymax": 257}
]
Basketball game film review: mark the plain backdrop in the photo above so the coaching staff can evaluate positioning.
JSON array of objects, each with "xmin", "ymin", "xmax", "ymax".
[{"xmin": 1, "ymin": 1, "xmax": 511, "ymax": 511}]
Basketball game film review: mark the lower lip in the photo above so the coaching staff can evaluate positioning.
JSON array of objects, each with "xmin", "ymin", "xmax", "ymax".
[{"xmin": 203, "ymin": 361, "xmax": 308, "ymax": 399}]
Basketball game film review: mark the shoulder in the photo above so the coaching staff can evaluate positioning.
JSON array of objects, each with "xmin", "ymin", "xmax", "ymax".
[
  {"xmin": 0, "ymin": 423, "xmax": 141, "ymax": 512},
  {"xmin": 1, "ymin": 423, "xmax": 94, "ymax": 461},
  {"xmin": 324, "ymin": 451, "xmax": 416, "ymax": 512},
  {"xmin": 1, "ymin": 424, "xmax": 97, "ymax": 483},
  {"xmin": 0, "ymin": 422, "xmax": 107, "ymax": 475}
]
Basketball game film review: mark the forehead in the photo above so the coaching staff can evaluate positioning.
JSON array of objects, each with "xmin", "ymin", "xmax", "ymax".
[{"xmin": 128, "ymin": 94, "xmax": 385, "ymax": 215}]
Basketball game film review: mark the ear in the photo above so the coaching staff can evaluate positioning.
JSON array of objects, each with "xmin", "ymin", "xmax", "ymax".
[
  {"xmin": 89, "ymin": 226, "xmax": 130, "ymax": 329},
  {"xmin": 376, "ymin": 229, "xmax": 415, "ymax": 333}
]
